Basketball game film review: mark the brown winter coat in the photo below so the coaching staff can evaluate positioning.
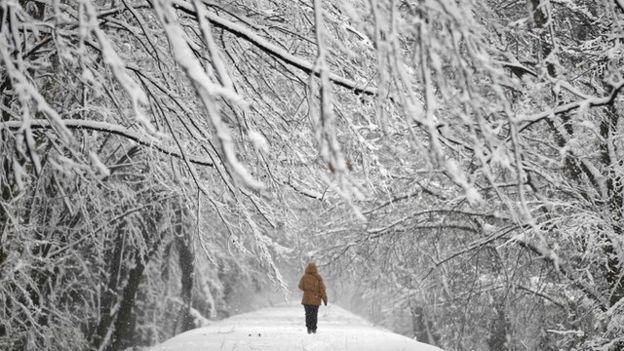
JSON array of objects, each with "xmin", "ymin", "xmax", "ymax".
[{"xmin": 298, "ymin": 262, "xmax": 327, "ymax": 306}]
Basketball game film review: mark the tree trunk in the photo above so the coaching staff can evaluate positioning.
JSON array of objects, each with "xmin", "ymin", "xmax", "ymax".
[
  {"xmin": 410, "ymin": 304, "xmax": 439, "ymax": 346},
  {"xmin": 175, "ymin": 232, "xmax": 195, "ymax": 334},
  {"xmin": 92, "ymin": 226, "xmax": 127, "ymax": 349},
  {"xmin": 109, "ymin": 254, "xmax": 146, "ymax": 351},
  {"xmin": 487, "ymin": 305, "xmax": 509, "ymax": 351}
]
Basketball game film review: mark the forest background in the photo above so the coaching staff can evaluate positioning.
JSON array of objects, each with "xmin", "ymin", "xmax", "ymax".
[{"xmin": 1, "ymin": 0, "xmax": 624, "ymax": 350}]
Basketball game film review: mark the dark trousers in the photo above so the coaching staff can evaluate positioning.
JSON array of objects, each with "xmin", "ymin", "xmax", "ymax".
[{"xmin": 303, "ymin": 304, "xmax": 319, "ymax": 331}]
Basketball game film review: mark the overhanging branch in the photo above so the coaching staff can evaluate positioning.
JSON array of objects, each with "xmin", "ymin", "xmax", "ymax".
[
  {"xmin": 171, "ymin": 0, "xmax": 377, "ymax": 96},
  {"xmin": 517, "ymin": 239, "xmax": 608, "ymax": 311},
  {"xmin": 518, "ymin": 80, "xmax": 624, "ymax": 133},
  {"xmin": 0, "ymin": 119, "xmax": 214, "ymax": 167}
]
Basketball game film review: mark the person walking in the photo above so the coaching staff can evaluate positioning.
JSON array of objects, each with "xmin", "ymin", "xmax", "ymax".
[{"xmin": 298, "ymin": 262, "xmax": 327, "ymax": 334}]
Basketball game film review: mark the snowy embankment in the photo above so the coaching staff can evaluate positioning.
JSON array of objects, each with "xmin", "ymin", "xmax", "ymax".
[{"xmin": 150, "ymin": 304, "xmax": 444, "ymax": 351}]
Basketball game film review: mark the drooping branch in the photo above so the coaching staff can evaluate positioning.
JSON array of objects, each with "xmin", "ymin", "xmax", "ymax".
[
  {"xmin": 154, "ymin": 0, "xmax": 262, "ymax": 189},
  {"xmin": 518, "ymin": 80, "xmax": 624, "ymax": 132},
  {"xmin": 516, "ymin": 239, "xmax": 609, "ymax": 312},
  {"xmin": 418, "ymin": 225, "xmax": 519, "ymax": 281},
  {"xmin": 170, "ymin": 0, "xmax": 377, "ymax": 96},
  {"xmin": 0, "ymin": 120, "xmax": 214, "ymax": 167}
]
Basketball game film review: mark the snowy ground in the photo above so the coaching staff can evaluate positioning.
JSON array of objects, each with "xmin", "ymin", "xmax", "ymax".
[{"xmin": 150, "ymin": 304, "xmax": 444, "ymax": 351}]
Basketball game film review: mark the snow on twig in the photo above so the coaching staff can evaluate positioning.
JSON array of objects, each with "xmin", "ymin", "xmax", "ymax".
[
  {"xmin": 313, "ymin": 0, "xmax": 346, "ymax": 176},
  {"xmin": 80, "ymin": 0, "xmax": 153, "ymax": 132},
  {"xmin": 0, "ymin": 42, "xmax": 74, "ymax": 144},
  {"xmin": 0, "ymin": 119, "xmax": 214, "ymax": 167},
  {"xmin": 193, "ymin": 0, "xmax": 234, "ymax": 89},
  {"xmin": 517, "ymin": 80, "xmax": 624, "ymax": 129},
  {"xmin": 172, "ymin": 0, "xmax": 376, "ymax": 96},
  {"xmin": 154, "ymin": 0, "xmax": 263, "ymax": 189}
]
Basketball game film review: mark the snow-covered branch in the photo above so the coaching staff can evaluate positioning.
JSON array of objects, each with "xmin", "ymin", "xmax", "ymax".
[
  {"xmin": 171, "ymin": 0, "xmax": 377, "ymax": 96},
  {"xmin": 518, "ymin": 80, "xmax": 624, "ymax": 131},
  {"xmin": 0, "ymin": 120, "xmax": 213, "ymax": 167}
]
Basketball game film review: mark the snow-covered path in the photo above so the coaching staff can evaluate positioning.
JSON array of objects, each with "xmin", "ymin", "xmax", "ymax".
[{"xmin": 150, "ymin": 304, "xmax": 444, "ymax": 351}]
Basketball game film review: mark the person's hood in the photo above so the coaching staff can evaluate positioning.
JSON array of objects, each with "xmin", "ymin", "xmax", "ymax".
[{"xmin": 305, "ymin": 262, "xmax": 318, "ymax": 274}]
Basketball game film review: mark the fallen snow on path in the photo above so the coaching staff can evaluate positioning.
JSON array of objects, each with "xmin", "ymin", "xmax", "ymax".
[{"xmin": 150, "ymin": 304, "xmax": 444, "ymax": 351}]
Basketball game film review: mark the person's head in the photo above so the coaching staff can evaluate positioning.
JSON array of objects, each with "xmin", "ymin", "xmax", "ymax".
[{"xmin": 305, "ymin": 262, "xmax": 318, "ymax": 273}]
